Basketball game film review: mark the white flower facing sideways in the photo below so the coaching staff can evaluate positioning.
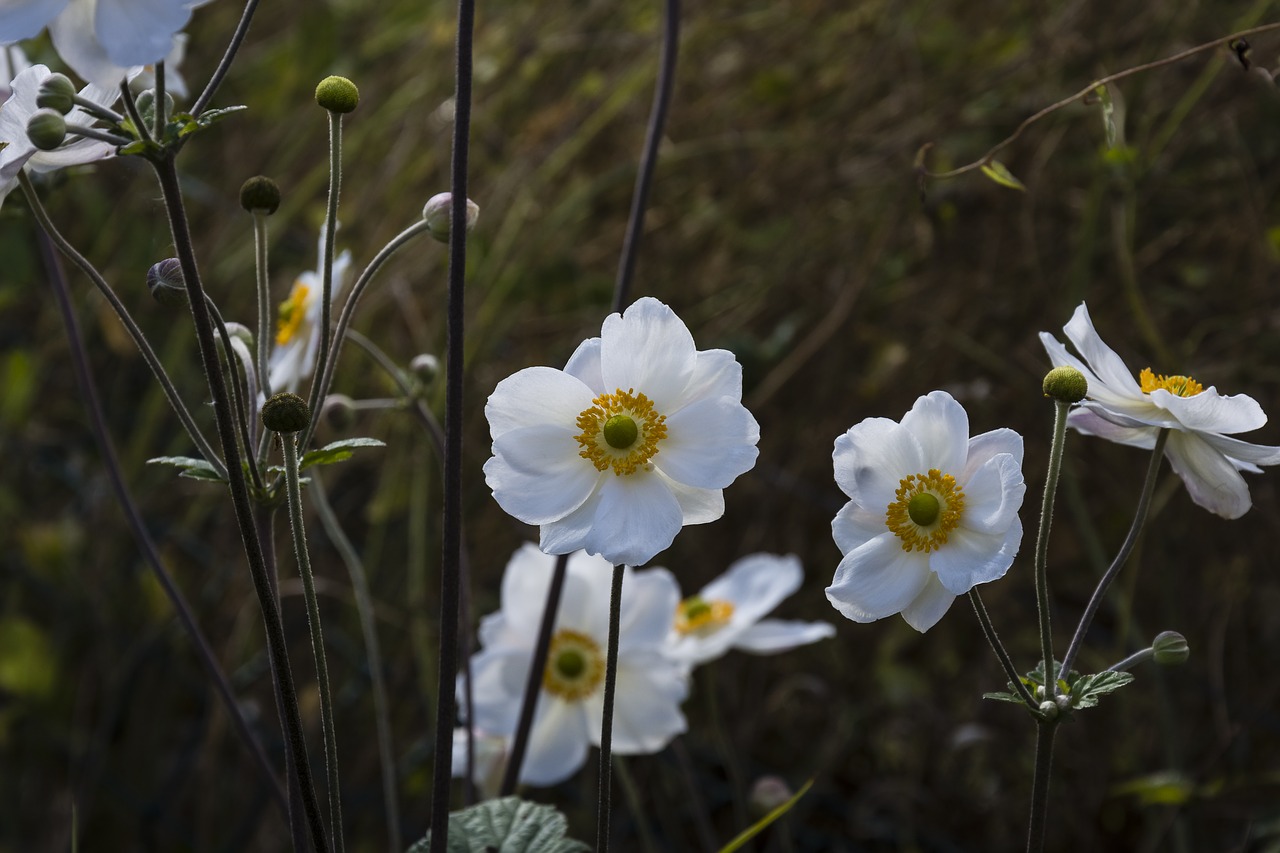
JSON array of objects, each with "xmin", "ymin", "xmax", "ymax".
[
  {"xmin": 484, "ymin": 296, "xmax": 760, "ymax": 567},
  {"xmin": 826, "ymin": 391, "xmax": 1026, "ymax": 632},
  {"xmin": 1041, "ymin": 303, "xmax": 1280, "ymax": 519},
  {"xmin": 460, "ymin": 545, "xmax": 688, "ymax": 787},
  {"xmin": 268, "ymin": 227, "xmax": 353, "ymax": 394},
  {"xmin": 666, "ymin": 553, "xmax": 835, "ymax": 666}
]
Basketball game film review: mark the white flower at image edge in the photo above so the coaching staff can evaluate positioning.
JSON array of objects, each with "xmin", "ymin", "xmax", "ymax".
[
  {"xmin": 666, "ymin": 553, "xmax": 835, "ymax": 666},
  {"xmin": 1040, "ymin": 303, "xmax": 1280, "ymax": 519},
  {"xmin": 267, "ymin": 227, "xmax": 353, "ymax": 394},
  {"xmin": 826, "ymin": 391, "xmax": 1026, "ymax": 632},
  {"xmin": 484, "ymin": 297, "xmax": 760, "ymax": 567},
  {"xmin": 461, "ymin": 545, "xmax": 688, "ymax": 787}
]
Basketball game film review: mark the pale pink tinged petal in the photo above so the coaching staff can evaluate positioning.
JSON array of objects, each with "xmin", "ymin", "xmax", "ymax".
[
  {"xmin": 581, "ymin": 473, "xmax": 684, "ymax": 567},
  {"xmin": 1068, "ymin": 407, "xmax": 1160, "ymax": 447},
  {"xmin": 1199, "ymin": 432, "xmax": 1280, "ymax": 467},
  {"xmin": 486, "ymin": 425, "xmax": 599, "ymax": 525},
  {"xmin": 1164, "ymin": 431, "xmax": 1253, "ymax": 519},
  {"xmin": 0, "ymin": 0, "xmax": 68, "ymax": 42},
  {"xmin": 900, "ymin": 391, "xmax": 969, "ymax": 474},
  {"xmin": 657, "ymin": 473, "xmax": 724, "ymax": 525},
  {"xmin": 732, "ymin": 619, "xmax": 836, "ymax": 653},
  {"xmin": 833, "ymin": 419, "xmax": 924, "ymax": 509},
  {"xmin": 831, "ymin": 500, "xmax": 888, "ymax": 555},
  {"xmin": 656, "ymin": 396, "xmax": 759, "ymax": 489},
  {"xmin": 1153, "ymin": 388, "xmax": 1267, "ymax": 435},
  {"xmin": 1062, "ymin": 303, "xmax": 1145, "ymax": 398},
  {"xmin": 485, "ymin": 366, "xmax": 595, "ymax": 438},
  {"xmin": 95, "ymin": 0, "xmax": 192, "ymax": 68},
  {"xmin": 701, "ymin": 553, "xmax": 802, "ymax": 626},
  {"xmin": 608, "ymin": 653, "xmax": 688, "ymax": 754},
  {"xmin": 962, "ymin": 428, "xmax": 1024, "ymax": 481},
  {"xmin": 928, "ymin": 521, "xmax": 1022, "ymax": 596},
  {"xmin": 825, "ymin": 534, "xmax": 931, "ymax": 623},
  {"xmin": 538, "ymin": 488, "xmax": 603, "ymax": 556},
  {"xmin": 617, "ymin": 567, "xmax": 681, "ymax": 649},
  {"xmin": 521, "ymin": 696, "xmax": 591, "ymax": 786},
  {"xmin": 563, "ymin": 337, "xmax": 603, "ymax": 392},
  {"xmin": 958, "ymin": 453, "xmax": 1026, "ymax": 534},
  {"xmin": 599, "ymin": 297, "xmax": 697, "ymax": 409},
  {"xmin": 898, "ymin": 574, "xmax": 956, "ymax": 633},
  {"xmin": 49, "ymin": 0, "xmax": 127, "ymax": 88},
  {"xmin": 673, "ymin": 348, "xmax": 743, "ymax": 408}
]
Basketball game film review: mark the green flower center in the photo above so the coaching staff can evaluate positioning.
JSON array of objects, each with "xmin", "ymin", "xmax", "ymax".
[
  {"xmin": 907, "ymin": 493, "xmax": 940, "ymax": 526},
  {"xmin": 603, "ymin": 414, "xmax": 639, "ymax": 449},
  {"xmin": 674, "ymin": 595, "xmax": 735, "ymax": 636},
  {"xmin": 554, "ymin": 649, "xmax": 586, "ymax": 679},
  {"xmin": 542, "ymin": 629, "xmax": 605, "ymax": 701},
  {"xmin": 885, "ymin": 469, "xmax": 966, "ymax": 553},
  {"xmin": 575, "ymin": 388, "xmax": 668, "ymax": 476}
]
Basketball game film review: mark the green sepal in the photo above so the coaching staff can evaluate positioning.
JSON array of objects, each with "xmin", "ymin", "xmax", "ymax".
[
  {"xmin": 406, "ymin": 797, "xmax": 589, "ymax": 853},
  {"xmin": 979, "ymin": 159, "xmax": 1026, "ymax": 192},
  {"xmin": 984, "ymin": 659, "xmax": 1134, "ymax": 714},
  {"xmin": 147, "ymin": 455, "xmax": 226, "ymax": 483},
  {"xmin": 299, "ymin": 437, "xmax": 386, "ymax": 470}
]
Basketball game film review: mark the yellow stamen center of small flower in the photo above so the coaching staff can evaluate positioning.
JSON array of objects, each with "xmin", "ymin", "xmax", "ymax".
[
  {"xmin": 575, "ymin": 388, "xmax": 668, "ymax": 476},
  {"xmin": 1139, "ymin": 368, "xmax": 1203, "ymax": 398},
  {"xmin": 542, "ymin": 629, "xmax": 606, "ymax": 701},
  {"xmin": 885, "ymin": 469, "xmax": 966, "ymax": 552},
  {"xmin": 275, "ymin": 281, "xmax": 311, "ymax": 345},
  {"xmin": 674, "ymin": 596, "xmax": 735, "ymax": 636}
]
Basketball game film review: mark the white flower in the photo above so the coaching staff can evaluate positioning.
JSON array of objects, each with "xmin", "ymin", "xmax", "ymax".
[
  {"xmin": 1040, "ymin": 303, "xmax": 1280, "ymax": 519},
  {"xmin": 0, "ymin": 63, "xmax": 117, "ymax": 209},
  {"xmin": 484, "ymin": 297, "xmax": 760, "ymax": 567},
  {"xmin": 826, "ymin": 391, "xmax": 1026, "ymax": 632},
  {"xmin": 463, "ymin": 545, "xmax": 688, "ymax": 787},
  {"xmin": 2, "ymin": 44, "xmax": 32, "ymax": 102},
  {"xmin": 450, "ymin": 727, "xmax": 508, "ymax": 800},
  {"xmin": 665, "ymin": 553, "xmax": 835, "ymax": 666},
  {"xmin": 267, "ymin": 227, "xmax": 353, "ymax": 394}
]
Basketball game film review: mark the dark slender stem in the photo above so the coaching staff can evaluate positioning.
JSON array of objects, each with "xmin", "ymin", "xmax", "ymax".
[
  {"xmin": 499, "ymin": 553, "xmax": 570, "ymax": 795},
  {"xmin": 152, "ymin": 61, "xmax": 166, "ymax": 139},
  {"xmin": 305, "ymin": 112, "xmax": 343, "ymax": 445},
  {"xmin": 1035, "ymin": 400, "xmax": 1069, "ymax": 689},
  {"xmin": 1026, "ymin": 721, "xmax": 1058, "ymax": 853},
  {"xmin": 119, "ymin": 81, "xmax": 153, "ymax": 144},
  {"xmin": 68, "ymin": 94, "xmax": 123, "ymax": 123},
  {"xmin": 1060, "ymin": 430, "xmax": 1169, "ymax": 676},
  {"xmin": 613, "ymin": 0, "xmax": 680, "ymax": 314},
  {"xmin": 152, "ymin": 156, "xmax": 330, "ymax": 853},
  {"xmin": 63, "ymin": 125, "xmax": 131, "ymax": 146},
  {"xmin": 206, "ymin": 296, "xmax": 265, "ymax": 494},
  {"xmin": 191, "ymin": 0, "xmax": 262, "ymax": 117},
  {"xmin": 595, "ymin": 563, "xmax": 626, "ymax": 852},
  {"xmin": 253, "ymin": 210, "xmax": 274, "ymax": 401},
  {"xmin": 969, "ymin": 590, "xmax": 1037, "ymax": 709},
  {"xmin": 36, "ymin": 220, "xmax": 288, "ymax": 814}
]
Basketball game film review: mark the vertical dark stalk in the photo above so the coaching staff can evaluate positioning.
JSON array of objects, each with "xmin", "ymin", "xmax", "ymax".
[
  {"xmin": 1026, "ymin": 721, "xmax": 1058, "ymax": 853},
  {"xmin": 595, "ymin": 563, "xmax": 626, "ymax": 852},
  {"xmin": 969, "ymin": 590, "xmax": 1038, "ymax": 709},
  {"xmin": 305, "ymin": 112, "xmax": 344, "ymax": 439},
  {"xmin": 152, "ymin": 61, "xmax": 166, "ymax": 139},
  {"xmin": 191, "ymin": 0, "xmax": 262, "ymax": 117},
  {"xmin": 1034, "ymin": 400, "xmax": 1069, "ymax": 690}
]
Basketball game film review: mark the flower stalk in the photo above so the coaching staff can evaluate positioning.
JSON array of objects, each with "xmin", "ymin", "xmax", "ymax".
[
  {"xmin": 1036, "ymin": 399, "xmax": 1069, "ymax": 693},
  {"xmin": 595, "ymin": 562, "xmax": 626, "ymax": 852}
]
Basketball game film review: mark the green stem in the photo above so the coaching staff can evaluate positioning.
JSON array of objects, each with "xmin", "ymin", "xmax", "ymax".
[
  {"xmin": 152, "ymin": 61, "xmax": 166, "ymax": 139},
  {"xmin": 1026, "ymin": 720, "xmax": 1058, "ymax": 853},
  {"xmin": 306, "ymin": 111, "xmax": 344, "ymax": 442},
  {"xmin": 118, "ymin": 81, "xmax": 153, "ymax": 145},
  {"xmin": 254, "ymin": 210, "xmax": 274, "ymax": 401},
  {"xmin": 595, "ymin": 563, "xmax": 626, "ymax": 853},
  {"xmin": 206, "ymin": 296, "xmax": 264, "ymax": 494},
  {"xmin": 969, "ymin": 590, "xmax": 1037, "ymax": 709},
  {"xmin": 1036, "ymin": 400, "xmax": 1069, "ymax": 691}
]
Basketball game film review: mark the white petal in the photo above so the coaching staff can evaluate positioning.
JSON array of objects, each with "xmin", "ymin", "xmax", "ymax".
[
  {"xmin": 825, "ymin": 533, "xmax": 931, "ymax": 623},
  {"xmin": 485, "ymin": 366, "xmax": 595, "ymax": 438},
  {"xmin": 467, "ymin": 648, "xmax": 528, "ymax": 734},
  {"xmin": 1039, "ymin": 331, "xmax": 1097, "ymax": 385},
  {"xmin": 521, "ymin": 695, "xmax": 591, "ymax": 786},
  {"xmin": 558, "ymin": 551, "xmax": 616, "ymax": 640},
  {"xmin": 1199, "ymin": 431, "xmax": 1280, "ymax": 467},
  {"xmin": 495, "ymin": 544, "xmax": 558, "ymax": 637},
  {"xmin": 958, "ymin": 452, "xmax": 1025, "ymax": 534},
  {"xmin": 604, "ymin": 652, "xmax": 688, "ymax": 754},
  {"xmin": 49, "ymin": 0, "xmax": 129, "ymax": 88},
  {"xmin": 486, "ymin": 425, "xmax": 600, "ymax": 525},
  {"xmin": 962, "ymin": 428, "xmax": 1024, "ymax": 481},
  {"xmin": 832, "ymin": 418, "xmax": 924, "ymax": 510},
  {"xmin": 563, "ymin": 337, "xmax": 603, "ymax": 391},
  {"xmin": 701, "ymin": 553, "xmax": 802, "ymax": 627},
  {"xmin": 657, "ymin": 473, "xmax": 724, "ymax": 525},
  {"xmin": 732, "ymin": 619, "xmax": 836, "ymax": 653},
  {"xmin": 617, "ymin": 566, "xmax": 681, "ymax": 649},
  {"xmin": 0, "ymin": 0, "xmax": 67, "ymax": 42},
  {"xmin": 1153, "ymin": 387, "xmax": 1267, "ymax": 435},
  {"xmin": 599, "ymin": 297, "xmax": 696, "ymax": 410},
  {"xmin": 538, "ymin": 488, "xmax": 603, "ymax": 556},
  {"xmin": 1068, "ymin": 407, "xmax": 1159, "ymax": 448},
  {"xmin": 1164, "ymin": 431, "xmax": 1253, "ymax": 519},
  {"xmin": 831, "ymin": 500, "xmax": 887, "ymax": 555},
  {"xmin": 673, "ymin": 348, "xmax": 742, "ymax": 408},
  {"xmin": 898, "ymin": 574, "xmax": 956, "ymax": 632},
  {"xmin": 581, "ymin": 473, "xmax": 684, "ymax": 566},
  {"xmin": 94, "ymin": 0, "xmax": 193, "ymax": 68},
  {"xmin": 900, "ymin": 391, "xmax": 968, "ymax": 474},
  {"xmin": 1062, "ymin": 303, "xmax": 1145, "ymax": 399},
  {"xmin": 655, "ymin": 396, "xmax": 759, "ymax": 489},
  {"xmin": 927, "ymin": 521, "xmax": 1021, "ymax": 596}
]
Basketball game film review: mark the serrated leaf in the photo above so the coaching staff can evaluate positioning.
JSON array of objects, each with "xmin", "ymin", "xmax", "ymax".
[
  {"xmin": 300, "ymin": 437, "xmax": 386, "ymax": 470},
  {"xmin": 407, "ymin": 797, "xmax": 590, "ymax": 853},
  {"xmin": 979, "ymin": 160, "xmax": 1025, "ymax": 192},
  {"xmin": 194, "ymin": 105, "xmax": 247, "ymax": 129},
  {"xmin": 1070, "ymin": 670, "xmax": 1134, "ymax": 709},
  {"xmin": 717, "ymin": 778, "xmax": 814, "ymax": 853},
  {"xmin": 148, "ymin": 456, "xmax": 225, "ymax": 482},
  {"xmin": 982, "ymin": 691, "xmax": 1030, "ymax": 705}
]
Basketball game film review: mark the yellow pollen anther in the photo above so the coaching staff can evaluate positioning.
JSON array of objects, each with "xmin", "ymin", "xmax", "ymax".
[
  {"xmin": 575, "ymin": 388, "xmax": 668, "ymax": 476},
  {"xmin": 674, "ymin": 596, "xmax": 735, "ymax": 636},
  {"xmin": 275, "ymin": 281, "xmax": 312, "ymax": 345},
  {"xmin": 542, "ymin": 629, "xmax": 605, "ymax": 701},
  {"xmin": 885, "ymin": 468, "xmax": 966, "ymax": 552},
  {"xmin": 1139, "ymin": 368, "xmax": 1203, "ymax": 398}
]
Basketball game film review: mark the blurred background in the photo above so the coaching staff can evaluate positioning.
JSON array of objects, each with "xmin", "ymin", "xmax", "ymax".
[{"xmin": 3, "ymin": 0, "xmax": 1280, "ymax": 850}]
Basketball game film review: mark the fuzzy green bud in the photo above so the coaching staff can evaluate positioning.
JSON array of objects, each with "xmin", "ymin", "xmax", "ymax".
[
  {"xmin": 133, "ymin": 89, "xmax": 173, "ymax": 128},
  {"xmin": 36, "ymin": 73, "xmax": 76, "ymax": 114},
  {"xmin": 422, "ymin": 192, "xmax": 479, "ymax": 243},
  {"xmin": 239, "ymin": 175, "xmax": 281, "ymax": 215},
  {"xmin": 315, "ymin": 76, "xmax": 359, "ymax": 113},
  {"xmin": 409, "ymin": 353, "xmax": 440, "ymax": 385},
  {"xmin": 1043, "ymin": 366, "xmax": 1088, "ymax": 403},
  {"xmin": 27, "ymin": 109, "xmax": 67, "ymax": 151},
  {"xmin": 1152, "ymin": 631, "xmax": 1189, "ymax": 666},
  {"xmin": 147, "ymin": 258, "xmax": 188, "ymax": 307},
  {"xmin": 1037, "ymin": 700, "xmax": 1059, "ymax": 720},
  {"xmin": 261, "ymin": 392, "xmax": 311, "ymax": 434}
]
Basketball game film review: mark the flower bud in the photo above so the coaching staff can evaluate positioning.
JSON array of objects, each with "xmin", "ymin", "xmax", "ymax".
[
  {"xmin": 749, "ymin": 776, "xmax": 793, "ymax": 815},
  {"xmin": 240, "ymin": 176, "xmax": 281, "ymax": 215},
  {"xmin": 147, "ymin": 258, "xmax": 188, "ymax": 307},
  {"xmin": 134, "ymin": 89, "xmax": 173, "ymax": 128},
  {"xmin": 1043, "ymin": 366, "xmax": 1088, "ymax": 403},
  {"xmin": 1037, "ymin": 700, "xmax": 1059, "ymax": 720},
  {"xmin": 315, "ymin": 76, "xmax": 359, "ymax": 113},
  {"xmin": 322, "ymin": 394, "xmax": 357, "ymax": 431},
  {"xmin": 36, "ymin": 73, "xmax": 76, "ymax": 114},
  {"xmin": 409, "ymin": 353, "xmax": 440, "ymax": 385},
  {"xmin": 1152, "ymin": 631, "xmax": 1189, "ymax": 666},
  {"xmin": 261, "ymin": 392, "xmax": 311, "ymax": 434},
  {"xmin": 422, "ymin": 192, "xmax": 479, "ymax": 243},
  {"xmin": 223, "ymin": 322, "xmax": 255, "ymax": 348},
  {"xmin": 27, "ymin": 109, "xmax": 67, "ymax": 151}
]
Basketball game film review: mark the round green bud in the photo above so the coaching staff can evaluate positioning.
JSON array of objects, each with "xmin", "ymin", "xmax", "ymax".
[
  {"xmin": 261, "ymin": 392, "xmax": 312, "ymax": 434},
  {"xmin": 321, "ymin": 394, "xmax": 357, "ymax": 431},
  {"xmin": 422, "ymin": 192, "xmax": 480, "ymax": 243},
  {"xmin": 409, "ymin": 353, "xmax": 440, "ymax": 385},
  {"xmin": 1037, "ymin": 700, "xmax": 1059, "ymax": 720},
  {"xmin": 554, "ymin": 649, "xmax": 586, "ymax": 679},
  {"xmin": 907, "ymin": 492, "xmax": 940, "ymax": 526},
  {"xmin": 36, "ymin": 73, "xmax": 76, "ymax": 114},
  {"xmin": 27, "ymin": 109, "xmax": 67, "ymax": 151},
  {"xmin": 133, "ymin": 89, "xmax": 172, "ymax": 127},
  {"xmin": 1152, "ymin": 631, "xmax": 1189, "ymax": 666},
  {"xmin": 239, "ymin": 175, "xmax": 281, "ymax": 215},
  {"xmin": 315, "ymin": 76, "xmax": 359, "ymax": 113},
  {"xmin": 147, "ymin": 258, "xmax": 188, "ymax": 307},
  {"xmin": 1043, "ymin": 366, "xmax": 1088, "ymax": 404},
  {"xmin": 603, "ymin": 414, "xmax": 639, "ymax": 449}
]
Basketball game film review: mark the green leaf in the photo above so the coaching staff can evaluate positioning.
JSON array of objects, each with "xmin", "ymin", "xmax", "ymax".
[
  {"xmin": 147, "ymin": 456, "xmax": 226, "ymax": 483},
  {"xmin": 1110, "ymin": 771, "xmax": 1198, "ymax": 806},
  {"xmin": 1094, "ymin": 83, "xmax": 1118, "ymax": 149},
  {"xmin": 979, "ymin": 159, "xmax": 1026, "ymax": 192},
  {"xmin": 300, "ymin": 437, "xmax": 386, "ymax": 470},
  {"xmin": 717, "ymin": 778, "xmax": 814, "ymax": 853},
  {"xmin": 1069, "ymin": 670, "xmax": 1134, "ymax": 709},
  {"xmin": 406, "ymin": 797, "xmax": 589, "ymax": 853},
  {"xmin": 982, "ymin": 691, "xmax": 1029, "ymax": 705}
]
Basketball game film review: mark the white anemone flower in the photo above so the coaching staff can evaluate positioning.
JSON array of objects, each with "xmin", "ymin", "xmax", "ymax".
[
  {"xmin": 2, "ymin": 43, "xmax": 31, "ymax": 101},
  {"xmin": 665, "ymin": 553, "xmax": 835, "ymax": 666},
  {"xmin": 450, "ymin": 727, "xmax": 508, "ymax": 800},
  {"xmin": 463, "ymin": 544, "xmax": 688, "ymax": 787},
  {"xmin": 1040, "ymin": 302, "xmax": 1280, "ymax": 519},
  {"xmin": 484, "ymin": 297, "xmax": 760, "ymax": 567},
  {"xmin": 826, "ymin": 391, "xmax": 1026, "ymax": 632},
  {"xmin": 267, "ymin": 227, "xmax": 353, "ymax": 394},
  {"xmin": 0, "ymin": 63, "xmax": 117, "ymax": 209}
]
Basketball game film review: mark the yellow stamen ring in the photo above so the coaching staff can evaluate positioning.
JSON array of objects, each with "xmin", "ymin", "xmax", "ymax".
[
  {"xmin": 542, "ymin": 628, "xmax": 606, "ymax": 701},
  {"xmin": 885, "ymin": 469, "xmax": 966, "ymax": 552},
  {"xmin": 1139, "ymin": 367, "xmax": 1203, "ymax": 398},
  {"xmin": 674, "ymin": 596, "xmax": 735, "ymax": 636},
  {"xmin": 575, "ymin": 388, "xmax": 668, "ymax": 476},
  {"xmin": 275, "ymin": 281, "xmax": 311, "ymax": 346}
]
